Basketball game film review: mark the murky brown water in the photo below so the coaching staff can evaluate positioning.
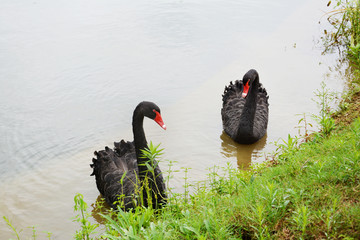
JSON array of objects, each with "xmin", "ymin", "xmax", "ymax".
[{"xmin": 0, "ymin": 0, "xmax": 345, "ymax": 238}]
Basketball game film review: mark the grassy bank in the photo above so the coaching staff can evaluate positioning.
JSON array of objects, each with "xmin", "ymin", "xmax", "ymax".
[{"xmin": 79, "ymin": 116, "xmax": 359, "ymax": 239}]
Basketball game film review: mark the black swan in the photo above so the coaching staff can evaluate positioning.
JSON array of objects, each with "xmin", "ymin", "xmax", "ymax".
[
  {"xmin": 90, "ymin": 101, "xmax": 167, "ymax": 211},
  {"xmin": 221, "ymin": 69, "xmax": 269, "ymax": 144}
]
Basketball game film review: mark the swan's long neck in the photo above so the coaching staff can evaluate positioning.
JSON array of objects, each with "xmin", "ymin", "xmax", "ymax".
[
  {"xmin": 132, "ymin": 109, "xmax": 148, "ymax": 176},
  {"xmin": 132, "ymin": 103, "xmax": 167, "ymax": 208},
  {"xmin": 236, "ymin": 75, "xmax": 259, "ymax": 140}
]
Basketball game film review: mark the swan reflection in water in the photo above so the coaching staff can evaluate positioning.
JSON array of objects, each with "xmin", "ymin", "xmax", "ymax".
[
  {"xmin": 220, "ymin": 131, "xmax": 267, "ymax": 169},
  {"xmin": 91, "ymin": 195, "xmax": 109, "ymax": 224}
]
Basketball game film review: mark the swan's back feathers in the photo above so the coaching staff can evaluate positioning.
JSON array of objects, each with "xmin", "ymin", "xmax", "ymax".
[{"xmin": 221, "ymin": 79, "xmax": 269, "ymax": 144}]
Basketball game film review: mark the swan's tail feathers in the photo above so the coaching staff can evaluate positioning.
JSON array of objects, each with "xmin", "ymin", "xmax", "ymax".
[
  {"xmin": 90, "ymin": 146, "xmax": 125, "ymax": 197},
  {"xmin": 90, "ymin": 146, "xmax": 114, "ymax": 176},
  {"xmin": 258, "ymin": 83, "xmax": 269, "ymax": 104},
  {"xmin": 90, "ymin": 157, "xmax": 97, "ymax": 176},
  {"xmin": 90, "ymin": 151, "xmax": 101, "ymax": 176}
]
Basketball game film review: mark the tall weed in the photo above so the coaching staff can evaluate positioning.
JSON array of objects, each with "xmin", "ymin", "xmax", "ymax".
[
  {"xmin": 73, "ymin": 193, "xmax": 99, "ymax": 240},
  {"xmin": 312, "ymin": 81, "xmax": 337, "ymax": 137}
]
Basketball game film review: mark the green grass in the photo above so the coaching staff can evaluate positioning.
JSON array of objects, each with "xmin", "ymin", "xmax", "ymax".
[{"xmin": 86, "ymin": 118, "xmax": 359, "ymax": 239}]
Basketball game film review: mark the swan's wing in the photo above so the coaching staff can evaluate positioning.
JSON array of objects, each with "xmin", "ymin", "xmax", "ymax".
[
  {"xmin": 103, "ymin": 168, "xmax": 139, "ymax": 210},
  {"xmin": 253, "ymin": 85, "xmax": 269, "ymax": 139},
  {"xmin": 90, "ymin": 146, "xmax": 139, "ymax": 210},
  {"xmin": 221, "ymin": 80, "xmax": 245, "ymax": 138}
]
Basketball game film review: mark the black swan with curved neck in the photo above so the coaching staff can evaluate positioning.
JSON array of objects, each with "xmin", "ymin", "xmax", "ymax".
[
  {"xmin": 221, "ymin": 69, "xmax": 269, "ymax": 144},
  {"xmin": 90, "ymin": 101, "xmax": 167, "ymax": 210}
]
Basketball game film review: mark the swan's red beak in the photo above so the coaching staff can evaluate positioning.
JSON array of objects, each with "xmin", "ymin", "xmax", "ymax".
[
  {"xmin": 153, "ymin": 110, "xmax": 167, "ymax": 130},
  {"xmin": 242, "ymin": 81, "xmax": 250, "ymax": 98}
]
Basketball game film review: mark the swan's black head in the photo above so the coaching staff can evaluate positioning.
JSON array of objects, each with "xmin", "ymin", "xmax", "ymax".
[
  {"xmin": 137, "ymin": 101, "xmax": 166, "ymax": 130},
  {"xmin": 241, "ymin": 69, "xmax": 259, "ymax": 98}
]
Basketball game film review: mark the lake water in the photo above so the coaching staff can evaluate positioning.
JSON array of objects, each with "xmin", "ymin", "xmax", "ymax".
[{"xmin": 0, "ymin": 0, "xmax": 344, "ymax": 238}]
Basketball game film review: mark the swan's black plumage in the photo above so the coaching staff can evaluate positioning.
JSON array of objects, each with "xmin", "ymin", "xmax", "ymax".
[
  {"xmin": 90, "ymin": 101, "xmax": 167, "ymax": 211},
  {"xmin": 221, "ymin": 69, "xmax": 269, "ymax": 144}
]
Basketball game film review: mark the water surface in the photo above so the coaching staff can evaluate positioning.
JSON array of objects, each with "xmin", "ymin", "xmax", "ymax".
[{"xmin": 0, "ymin": 0, "xmax": 344, "ymax": 238}]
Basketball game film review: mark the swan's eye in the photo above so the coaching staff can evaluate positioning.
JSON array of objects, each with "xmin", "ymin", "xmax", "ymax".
[{"xmin": 153, "ymin": 109, "xmax": 161, "ymax": 115}]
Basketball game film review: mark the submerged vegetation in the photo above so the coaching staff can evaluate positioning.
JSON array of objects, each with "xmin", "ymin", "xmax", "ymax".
[
  {"xmin": 322, "ymin": 0, "xmax": 360, "ymax": 66},
  {"xmin": 2, "ymin": 0, "xmax": 360, "ymax": 239}
]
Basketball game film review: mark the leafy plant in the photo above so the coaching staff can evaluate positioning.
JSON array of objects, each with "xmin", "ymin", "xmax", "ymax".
[
  {"xmin": 292, "ymin": 205, "xmax": 310, "ymax": 238},
  {"xmin": 181, "ymin": 167, "xmax": 192, "ymax": 206},
  {"xmin": 273, "ymin": 134, "xmax": 300, "ymax": 163},
  {"xmin": 139, "ymin": 141, "xmax": 168, "ymax": 209},
  {"xmin": 295, "ymin": 113, "xmax": 314, "ymax": 142},
  {"xmin": 312, "ymin": 81, "xmax": 337, "ymax": 137},
  {"xmin": 3, "ymin": 216, "xmax": 53, "ymax": 240},
  {"xmin": 73, "ymin": 193, "xmax": 99, "ymax": 240},
  {"xmin": 316, "ymin": 197, "xmax": 340, "ymax": 236},
  {"xmin": 248, "ymin": 202, "xmax": 270, "ymax": 240},
  {"xmin": 3, "ymin": 216, "xmax": 21, "ymax": 240},
  {"xmin": 101, "ymin": 206, "xmax": 154, "ymax": 240}
]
